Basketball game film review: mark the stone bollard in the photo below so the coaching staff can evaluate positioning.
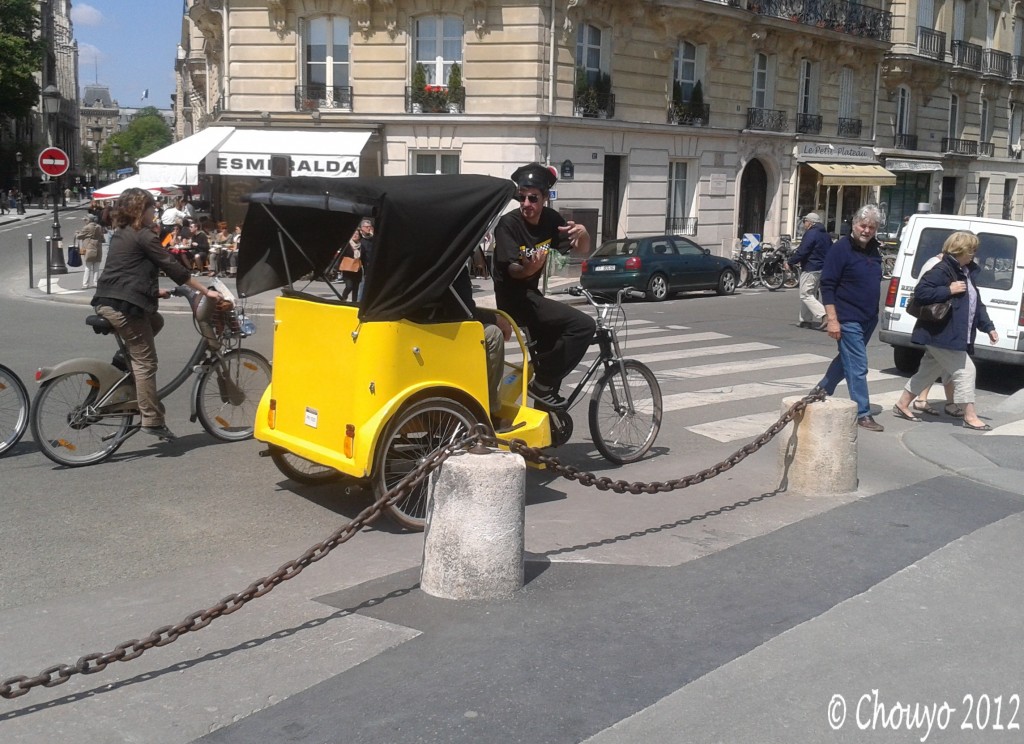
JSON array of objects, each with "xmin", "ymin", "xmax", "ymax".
[
  {"xmin": 777, "ymin": 395, "xmax": 858, "ymax": 494},
  {"xmin": 420, "ymin": 449, "xmax": 526, "ymax": 600}
]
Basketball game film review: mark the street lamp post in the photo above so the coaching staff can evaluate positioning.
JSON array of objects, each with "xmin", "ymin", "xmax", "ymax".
[
  {"xmin": 42, "ymin": 83, "xmax": 67, "ymax": 275},
  {"xmin": 90, "ymin": 125, "xmax": 103, "ymax": 188},
  {"xmin": 15, "ymin": 151, "xmax": 24, "ymax": 214}
]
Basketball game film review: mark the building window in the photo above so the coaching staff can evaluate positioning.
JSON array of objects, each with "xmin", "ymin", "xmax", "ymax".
[
  {"xmin": 977, "ymin": 176, "xmax": 989, "ymax": 217},
  {"xmin": 1010, "ymin": 103, "xmax": 1023, "ymax": 155},
  {"xmin": 896, "ymin": 87, "xmax": 911, "ymax": 134},
  {"xmin": 753, "ymin": 53, "xmax": 768, "ymax": 108},
  {"xmin": 414, "ymin": 152, "xmax": 460, "ymax": 175},
  {"xmin": 673, "ymin": 41, "xmax": 697, "ymax": 102},
  {"xmin": 667, "ymin": 161, "xmax": 692, "ymax": 232},
  {"xmin": 798, "ymin": 59, "xmax": 817, "ymax": 115},
  {"xmin": 948, "ymin": 94, "xmax": 959, "ymax": 140},
  {"xmin": 305, "ymin": 17, "xmax": 349, "ymax": 91},
  {"xmin": 981, "ymin": 98, "xmax": 991, "ymax": 142},
  {"xmin": 838, "ymin": 66, "xmax": 855, "ymax": 119},
  {"xmin": 1003, "ymin": 178, "xmax": 1016, "ymax": 220},
  {"xmin": 414, "ymin": 15, "xmax": 463, "ymax": 85},
  {"xmin": 575, "ymin": 23, "xmax": 605, "ymax": 86}
]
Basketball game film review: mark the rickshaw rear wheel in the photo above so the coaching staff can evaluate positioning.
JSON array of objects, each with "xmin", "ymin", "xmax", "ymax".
[
  {"xmin": 374, "ymin": 397, "xmax": 487, "ymax": 531},
  {"xmin": 269, "ymin": 447, "xmax": 343, "ymax": 485}
]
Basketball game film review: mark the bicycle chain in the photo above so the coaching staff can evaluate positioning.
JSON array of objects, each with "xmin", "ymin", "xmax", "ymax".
[{"xmin": 1, "ymin": 391, "xmax": 823, "ymax": 700}]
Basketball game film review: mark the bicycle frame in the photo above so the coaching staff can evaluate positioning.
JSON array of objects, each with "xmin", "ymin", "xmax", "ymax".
[{"xmin": 556, "ymin": 288, "xmax": 639, "ymax": 414}]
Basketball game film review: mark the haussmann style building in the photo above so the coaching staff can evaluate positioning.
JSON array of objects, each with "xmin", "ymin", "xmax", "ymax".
[{"xmin": 148, "ymin": 0, "xmax": 1024, "ymax": 253}]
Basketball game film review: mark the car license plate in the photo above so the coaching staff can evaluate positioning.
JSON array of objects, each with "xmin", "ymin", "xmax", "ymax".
[{"xmin": 595, "ymin": 265, "xmax": 616, "ymax": 272}]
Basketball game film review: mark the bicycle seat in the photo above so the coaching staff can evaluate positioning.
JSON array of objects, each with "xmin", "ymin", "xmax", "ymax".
[{"xmin": 86, "ymin": 315, "xmax": 115, "ymax": 335}]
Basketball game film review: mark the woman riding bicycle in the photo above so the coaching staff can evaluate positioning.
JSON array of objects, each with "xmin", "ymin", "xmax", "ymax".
[{"xmin": 91, "ymin": 187, "xmax": 221, "ymax": 442}]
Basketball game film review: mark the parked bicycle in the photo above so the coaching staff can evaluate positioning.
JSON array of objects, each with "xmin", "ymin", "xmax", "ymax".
[
  {"xmin": 31, "ymin": 283, "xmax": 271, "ymax": 467},
  {"xmin": 0, "ymin": 363, "xmax": 30, "ymax": 456}
]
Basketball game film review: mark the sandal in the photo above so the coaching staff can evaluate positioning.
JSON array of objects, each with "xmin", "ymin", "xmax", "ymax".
[
  {"xmin": 892, "ymin": 405, "xmax": 923, "ymax": 422},
  {"xmin": 912, "ymin": 400, "xmax": 939, "ymax": 416},
  {"xmin": 962, "ymin": 421, "xmax": 992, "ymax": 431},
  {"xmin": 944, "ymin": 403, "xmax": 966, "ymax": 418}
]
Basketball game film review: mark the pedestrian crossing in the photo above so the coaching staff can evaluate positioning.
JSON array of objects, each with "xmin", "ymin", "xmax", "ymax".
[{"xmin": 506, "ymin": 317, "xmax": 909, "ymax": 444}]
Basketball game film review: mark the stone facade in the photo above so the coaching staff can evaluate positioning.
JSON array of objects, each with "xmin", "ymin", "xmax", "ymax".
[{"xmin": 177, "ymin": 0, "xmax": 1024, "ymax": 248}]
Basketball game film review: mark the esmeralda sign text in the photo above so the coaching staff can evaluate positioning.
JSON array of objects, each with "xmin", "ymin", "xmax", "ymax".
[{"xmin": 205, "ymin": 154, "xmax": 359, "ymax": 177}]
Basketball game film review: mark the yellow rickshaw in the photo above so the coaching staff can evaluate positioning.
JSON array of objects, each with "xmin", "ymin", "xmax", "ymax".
[{"xmin": 237, "ymin": 174, "xmax": 661, "ymax": 530}]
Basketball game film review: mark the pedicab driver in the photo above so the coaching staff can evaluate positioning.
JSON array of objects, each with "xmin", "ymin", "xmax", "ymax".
[{"xmin": 493, "ymin": 163, "xmax": 596, "ymax": 408}]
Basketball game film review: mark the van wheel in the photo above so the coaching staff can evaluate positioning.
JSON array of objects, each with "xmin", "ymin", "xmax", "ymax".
[{"xmin": 893, "ymin": 346, "xmax": 923, "ymax": 374}]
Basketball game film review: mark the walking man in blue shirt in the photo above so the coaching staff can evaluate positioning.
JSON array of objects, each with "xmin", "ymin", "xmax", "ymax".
[
  {"xmin": 785, "ymin": 211, "xmax": 832, "ymax": 329},
  {"xmin": 814, "ymin": 204, "xmax": 886, "ymax": 432}
]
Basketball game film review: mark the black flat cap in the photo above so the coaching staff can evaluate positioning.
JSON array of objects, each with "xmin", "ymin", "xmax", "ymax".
[{"xmin": 510, "ymin": 162, "xmax": 557, "ymax": 191}]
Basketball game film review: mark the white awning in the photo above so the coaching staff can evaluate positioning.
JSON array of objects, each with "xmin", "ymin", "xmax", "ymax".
[
  {"xmin": 808, "ymin": 162, "xmax": 898, "ymax": 186},
  {"xmin": 205, "ymin": 129, "xmax": 372, "ymax": 178},
  {"xmin": 885, "ymin": 158, "xmax": 944, "ymax": 173},
  {"xmin": 137, "ymin": 126, "xmax": 236, "ymax": 185}
]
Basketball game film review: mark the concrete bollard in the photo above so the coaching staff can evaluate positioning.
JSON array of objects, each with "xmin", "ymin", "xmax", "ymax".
[
  {"xmin": 777, "ymin": 395, "xmax": 858, "ymax": 494},
  {"xmin": 420, "ymin": 449, "xmax": 526, "ymax": 600}
]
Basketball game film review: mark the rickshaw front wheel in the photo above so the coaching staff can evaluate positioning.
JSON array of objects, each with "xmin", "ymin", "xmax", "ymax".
[{"xmin": 374, "ymin": 397, "xmax": 487, "ymax": 531}]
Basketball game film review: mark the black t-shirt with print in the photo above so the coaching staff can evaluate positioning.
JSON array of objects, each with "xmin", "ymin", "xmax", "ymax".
[{"xmin": 492, "ymin": 207, "xmax": 568, "ymax": 309}]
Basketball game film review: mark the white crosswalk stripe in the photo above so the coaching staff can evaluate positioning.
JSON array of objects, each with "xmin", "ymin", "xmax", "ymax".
[{"xmin": 505, "ymin": 315, "xmax": 911, "ymax": 444}]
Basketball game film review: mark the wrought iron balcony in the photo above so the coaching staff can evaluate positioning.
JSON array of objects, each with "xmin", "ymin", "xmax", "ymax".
[
  {"xmin": 666, "ymin": 216, "xmax": 698, "ymax": 236},
  {"xmin": 405, "ymin": 86, "xmax": 466, "ymax": 114},
  {"xmin": 1014, "ymin": 56, "xmax": 1024, "ymax": 81},
  {"xmin": 837, "ymin": 117, "xmax": 862, "ymax": 137},
  {"xmin": 951, "ymin": 40, "xmax": 982, "ymax": 71},
  {"xmin": 893, "ymin": 133, "xmax": 918, "ymax": 150},
  {"xmin": 941, "ymin": 137, "xmax": 978, "ymax": 155},
  {"xmin": 916, "ymin": 27, "xmax": 946, "ymax": 60},
  {"xmin": 295, "ymin": 85, "xmax": 353, "ymax": 112},
  {"xmin": 979, "ymin": 142, "xmax": 994, "ymax": 157},
  {"xmin": 667, "ymin": 102, "xmax": 710, "ymax": 127},
  {"xmin": 573, "ymin": 88, "xmax": 615, "ymax": 119},
  {"xmin": 746, "ymin": 0, "xmax": 892, "ymax": 42},
  {"xmin": 747, "ymin": 107, "xmax": 787, "ymax": 132},
  {"xmin": 796, "ymin": 113, "xmax": 822, "ymax": 134},
  {"xmin": 983, "ymin": 49, "xmax": 1011, "ymax": 78}
]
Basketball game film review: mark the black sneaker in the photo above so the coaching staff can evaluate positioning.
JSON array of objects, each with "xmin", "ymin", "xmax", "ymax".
[
  {"xmin": 141, "ymin": 424, "xmax": 178, "ymax": 441},
  {"xmin": 528, "ymin": 382, "xmax": 567, "ymax": 409}
]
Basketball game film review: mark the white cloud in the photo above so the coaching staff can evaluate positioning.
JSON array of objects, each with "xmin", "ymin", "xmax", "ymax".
[
  {"xmin": 71, "ymin": 3, "xmax": 104, "ymax": 27},
  {"xmin": 77, "ymin": 42, "xmax": 104, "ymax": 68}
]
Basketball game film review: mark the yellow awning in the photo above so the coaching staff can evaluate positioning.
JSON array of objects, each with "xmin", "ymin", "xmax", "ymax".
[{"xmin": 808, "ymin": 162, "xmax": 897, "ymax": 186}]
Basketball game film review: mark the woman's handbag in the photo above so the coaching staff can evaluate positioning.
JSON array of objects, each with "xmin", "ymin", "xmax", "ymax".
[
  {"xmin": 339, "ymin": 256, "xmax": 362, "ymax": 273},
  {"xmin": 66, "ymin": 242, "xmax": 83, "ymax": 268},
  {"xmin": 906, "ymin": 293, "xmax": 951, "ymax": 323},
  {"xmin": 906, "ymin": 261, "xmax": 955, "ymax": 323}
]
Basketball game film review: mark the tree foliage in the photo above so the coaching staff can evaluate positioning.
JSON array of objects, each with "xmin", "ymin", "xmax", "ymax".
[
  {"xmin": 101, "ymin": 107, "xmax": 173, "ymax": 169},
  {"xmin": 0, "ymin": 0, "xmax": 45, "ymax": 122}
]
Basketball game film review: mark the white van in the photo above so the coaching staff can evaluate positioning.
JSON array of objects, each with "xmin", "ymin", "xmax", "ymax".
[{"xmin": 879, "ymin": 213, "xmax": 1024, "ymax": 372}]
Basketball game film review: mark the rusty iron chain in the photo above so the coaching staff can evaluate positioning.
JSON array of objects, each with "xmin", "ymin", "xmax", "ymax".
[{"xmin": 1, "ymin": 391, "xmax": 821, "ymax": 700}]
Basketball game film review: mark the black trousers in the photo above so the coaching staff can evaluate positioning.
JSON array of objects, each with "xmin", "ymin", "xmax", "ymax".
[{"xmin": 517, "ymin": 293, "xmax": 596, "ymax": 389}]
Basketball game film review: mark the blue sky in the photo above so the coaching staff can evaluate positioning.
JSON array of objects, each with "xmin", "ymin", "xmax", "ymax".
[{"xmin": 72, "ymin": 1, "xmax": 183, "ymax": 109}]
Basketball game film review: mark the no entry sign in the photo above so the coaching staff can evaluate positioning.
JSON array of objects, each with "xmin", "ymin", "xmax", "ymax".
[{"xmin": 38, "ymin": 147, "xmax": 70, "ymax": 178}]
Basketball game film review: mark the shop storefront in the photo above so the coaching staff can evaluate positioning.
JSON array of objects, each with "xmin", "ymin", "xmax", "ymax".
[
  {"xmin": 138, "ymin": 126, "xmax": 377, "ymax": 226},
  {"xmin": 793, "ymin": 143, "xmax": 897, "ymax": 237},
  {"xmin": 880, "ymin": 158, "xmax": 943, "ymax": 235}
]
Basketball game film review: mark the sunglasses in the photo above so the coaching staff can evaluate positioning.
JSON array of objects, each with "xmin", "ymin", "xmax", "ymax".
[{"xmin": 519, "ymin": 193, "xmax": 542, "ymax": 204}]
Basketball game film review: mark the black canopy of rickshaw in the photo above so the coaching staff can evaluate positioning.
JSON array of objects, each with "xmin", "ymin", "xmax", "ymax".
[{"xmin": 237, "ymin": 174, "xmax": 516, "ymax": 322}]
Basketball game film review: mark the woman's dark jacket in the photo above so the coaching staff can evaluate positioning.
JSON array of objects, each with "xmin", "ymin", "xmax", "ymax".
[
  {"xmin": 93, "ymin": 226, "xmax": 192, "ymax": 314},
  {"xmin": 910, "ymin": 253, "xmax": 994, "ymax": 354}
]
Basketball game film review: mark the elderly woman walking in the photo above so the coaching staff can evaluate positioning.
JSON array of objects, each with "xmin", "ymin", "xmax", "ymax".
[
  {"xmin": 813, "ymin": 204, "xmax": 886, "ymax": 432},
  {"xmin": 891, "ymin": 230, "xmax": 998, "ymax": 430}
]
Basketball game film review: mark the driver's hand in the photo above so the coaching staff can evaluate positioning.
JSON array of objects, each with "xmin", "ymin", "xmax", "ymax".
[
  {"xmin": 495, "ymin": 314, "xmax": 513, "ymax": 341},
  {"xmin": 157, "ymin": 288, "xmax": 171, "ymax": 299}
]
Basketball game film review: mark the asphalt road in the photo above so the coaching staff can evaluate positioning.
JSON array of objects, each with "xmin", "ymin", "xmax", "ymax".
[{"xmin": 2, "ymin": 211, "xmax": 1023, "ymax": 743}]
